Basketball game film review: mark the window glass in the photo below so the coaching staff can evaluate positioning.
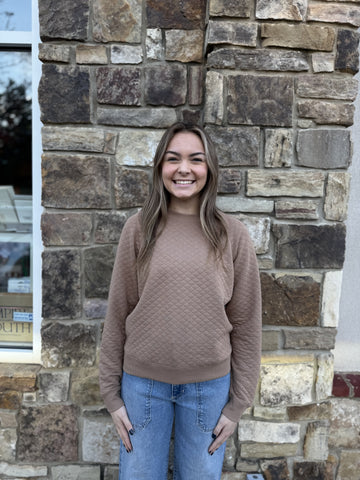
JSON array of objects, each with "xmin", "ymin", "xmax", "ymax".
[
  {"xmin": 0, "ymin": 48, "xmax": 32, "ymax": 349},
  {"xmin": 0, "ymin": 0, "xmax": 31, "ymax": 32}
]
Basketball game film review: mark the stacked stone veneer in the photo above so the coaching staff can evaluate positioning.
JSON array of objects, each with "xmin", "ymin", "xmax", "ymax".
[{"xmin": 1, "ymin": 0, "xmax": 360, "ymax": 479}]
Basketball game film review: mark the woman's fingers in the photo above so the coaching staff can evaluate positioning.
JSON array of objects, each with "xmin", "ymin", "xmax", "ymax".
[
  {"xmin": 111, "ymin": 406, "xmax": 134, "ymax": 452},
  {"xmin": 208, "ymin": 414, "xmax": 237, "ymax": 455}
]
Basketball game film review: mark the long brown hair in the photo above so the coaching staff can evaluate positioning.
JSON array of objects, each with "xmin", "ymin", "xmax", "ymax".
[{"xmin": 138, "ymin": 122, "xmax": 227, "ymax": 269}]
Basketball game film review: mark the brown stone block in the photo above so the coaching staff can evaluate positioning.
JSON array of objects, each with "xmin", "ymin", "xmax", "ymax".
[
  {"xmin": 146, "ymin": 0, "xmax": 206, "ymax": 29},
  {"xmin": 95, "ymin": 211, "xmax": 133, "ymax": 244},
  {"xmin": 38, "ymin": 65, "xmax": 90, "ymax": 124},
  {"xmin": 41, "ymin": 322, "xmax": 97, "ymax": 368},
  {"xmin": 273, "ymin": 224, "xmax": 346, "ymax": 269},
  {"xmin": 261, "ymin": 23, "xmax": 335, "ymax": 51},
  {"xmin": 144, "ymin": 65, "xmax": 187, "ymax": 106},
  {"xmin": 96, "ymin": 67, "xmax": 141, "ymax": 106},
  {"xmin": 71, "ymin": 368, "xmax": 102, "ymax": 406},
  {"xmin": 189, "ymin": 66, "xmax": 204, "ymax": 105},
  {"xmin": 307, "ymin": 4, "xmax": 360, "ymax": 27},
  {"xmin": 336, "ymin": 29, "xmax": 360, "ymax": 74},
  {"xmin": 293, "ymin": 461, "xmax": 334, "ymax": 480},
  {"xmin": 297, "ymin": 100, "xmax": 354, "ymax": 126},
  {"xmin": 218, "ymin": 169, "xmax": 241, "ymax": 194},
  {"xmin": 0, "ymin": 391, "xmax": 21, "ymax": 409},
  {"xmin": 227, "ymin": 75, "xmax": 293, "ymax": 127},
  {"xmin": 39, "ymin": 0, "xmax": 89, "ymax": 41},
  {"xmin": 205, "ymin": 126, "xmax": 260, "ymax": 166},
  {"xmin": 84, "ymin": 246, "xmax": 116, "ymax": 298},
  {"xmin": 261, "ymin": 458, "xmax": 290, "ymax": 480},
  {"xmin": 18, "ymin": 404, "xmax": 79, "ymax": 462},
  {"xmin": 42, "ymin": 212, "xmax": 92, "ymax": 246},
  {"xmin": 209, "ymin": 0, "xmax": 251, "ymax": 17},
  {"xmin": 42, "ymin": 250, "xmax": 81, "ymax": 319},
  {"xmin": 261, "ymin": 273, "xmax": 320, "ymax": 327},
  {"xmin": 114, "ymin": 167, "xmax": 149, "ymax": 208},
  {"xmin": 165, "ymin": 30, "xmax": 204, "ymax": 63},
  {"xmin": 93, "ymin": 0, "xmax": 142, "ymax": 43},
  {"xmin": 0, "ymin": 365, "xmax": 40, "ymax": 393},
  {"xmin": 288, "ymin": 402, "xmax": 332, "ymax": 421},
  {"xmin": 42, "ymin": 154, "xmax": 111, "ymax": 209}
]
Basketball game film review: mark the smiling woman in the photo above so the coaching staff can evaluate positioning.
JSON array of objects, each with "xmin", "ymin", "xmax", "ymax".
[{"xmin": 161, "ymin": 131, "xmax": 208, "ymax": 213}]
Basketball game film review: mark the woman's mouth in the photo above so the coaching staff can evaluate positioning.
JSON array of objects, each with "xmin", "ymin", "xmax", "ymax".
[{"xmin": 173, "ymin": 180, "xmax": 195, "ymax": 184}]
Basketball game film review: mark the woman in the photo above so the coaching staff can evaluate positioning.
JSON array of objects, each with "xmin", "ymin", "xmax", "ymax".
[{"xmin": 99, "ymin": 122, "xmax": 262, "ymax": 479}]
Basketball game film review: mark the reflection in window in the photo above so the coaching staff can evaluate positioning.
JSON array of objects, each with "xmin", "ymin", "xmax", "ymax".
[
  {"xmin": 0, "ymin": 48, "xmax": 32, "ymax": 348},
  {"xmin": 0, "ymin": 0, "xmax": 31, "ymax": 32}
]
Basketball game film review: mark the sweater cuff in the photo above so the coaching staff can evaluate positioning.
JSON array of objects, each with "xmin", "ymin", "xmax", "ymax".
[
  {"xmin": 222, "ymin": 397, "xmax": 248, "ymax": 423},
  {"xmin": 105, "ymin": 395, "xmax": 125, "ymax": 414}
]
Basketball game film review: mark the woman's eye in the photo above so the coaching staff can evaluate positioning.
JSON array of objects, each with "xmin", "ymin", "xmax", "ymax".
[
  {"xmin": 167, "ymin": 157, "xmax": 179, "ymax": 162},
  {"xmin": 192, "ymin": 157, "xmax": 205, "ymax": 163}
]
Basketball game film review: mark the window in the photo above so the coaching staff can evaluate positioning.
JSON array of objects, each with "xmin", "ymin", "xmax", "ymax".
[{"xmin": 0, "ymin": 0, "xmax": 41, "ymax": 362}]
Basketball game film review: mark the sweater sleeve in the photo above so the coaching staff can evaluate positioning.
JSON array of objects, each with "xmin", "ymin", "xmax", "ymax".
[
  {"xmin": 99, "ymin": 214, "xmax": 140, "ymax": 413},
  {"xmin": 222, "ymin": 220, "xmax": 262, "ymax": 422}
]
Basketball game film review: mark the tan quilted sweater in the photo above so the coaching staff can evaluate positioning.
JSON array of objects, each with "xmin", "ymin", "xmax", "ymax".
[{"xmin": 99, "ymin": 210, "xmax": 262, "ymax": 422}]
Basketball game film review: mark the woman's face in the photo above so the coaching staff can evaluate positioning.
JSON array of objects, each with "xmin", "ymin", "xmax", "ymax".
[{"xmin": 161, "ymin": 131, "xmax": 208, "ymax": 211}]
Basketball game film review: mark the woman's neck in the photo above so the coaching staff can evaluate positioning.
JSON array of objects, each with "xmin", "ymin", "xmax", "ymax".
[{"xmin": 168, "ymin": 198, "xmax": 200, "ymax": 215}]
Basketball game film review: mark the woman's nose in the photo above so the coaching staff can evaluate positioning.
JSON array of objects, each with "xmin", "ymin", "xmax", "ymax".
[{"xmin": 178, "ymin": 160, "xmax": 190, "ymax": 174}]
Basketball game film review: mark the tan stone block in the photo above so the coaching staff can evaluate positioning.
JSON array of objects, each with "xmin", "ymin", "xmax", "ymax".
[
  {"xmin": 324, "ymin": 172, "xmax": 350, "ymax": 221},
  {"xmin": 216, "ymin": 197, "xmax": 273, "ymax": 213},
  {"xmin": 0, "ymin": 364, "xmax": 40, "ymax": 393},
  {"xmin": 76, "ymin": 44, "xmax": 107, "ymax": 64},
  {"xmin": 304, "ymin": 421, "xmax": 329, "ymax": 461},
  {"xmin": 239, "ymin": 419, "xmax": 300, "ymax": 444},
  {"xmin": 0, "ymin": 411, "xmax": 17, "ymax": 428},
  {"xmin": 165, "ymin": 30, "xmax": 204, "ymax": 63},
  {"xmin": 0, "ymin": 429, "xmax": 16, "ymax": 461},
  {"xmin": 264, "ymin": 129, "xmax": 293, "ymax": 167},
  {"xmin": 235, "ymin": 215, "xmax": 271, "ymax": 254},
  {"xmin": 260, "ymin": 356, "xmax": 315, "ymax": 406},
  {"xmin": 111, "ymin": 44, "xmax": 143, "ymax": 64},
  {"xmin": 241, "ymin": 442, "xmax": 298, "ymax": 458},
  {"xmin": 329, "ymin": 398, "xmax": 360, "ymax": 448},
  {"xmin": 0, "ymin": 462, "xmax": 47, "ymax": 477},
  {"xmin": 189, "ymin": 66, "xmax": 203, "ymax": 105},
  {"xmin": 82, "ymin": 416, "xmax": 119, "ymax": 463},
  {"xmin": 338, "ymin": 450, "xmax": 360, "ymax": 480},
  {"xmin": 256, "ymin": 0, "xmax": 307, "ymax": 21},
  {"xmin": 296, "ymin": 75, "xmax": 358, "ymax": 101},
  {"xmin": 247, "ymin": 171, "xmax": 325, "ymax": 197},
  {"xmin": 312, "ymin": 53, "xmax": 335, "ymax": 73},
  {"xmin": 261, "ymin": 23, "xmax": 335, "ymax": 51},
  {"xmin": 42, "ymin": 126, "xmax": 117, "ymax": 154},
  {"xmin": 261, "ymin": 330, "xmax": 281, "ymax": 352},
  {"xmin": 116, "ymin": 129, "xmax": 164, "ymax": 167},
  {"xmin": 93, "ymin": 0, "xmax": 142, "ymax": 43},
  {"xmin": 204, "ymin": 71, "xmax": 224, "ymax": 124},
  {"xmin": 52, "ymin": 465, "xmax": 101, "ymax": 480},
  {"xmin": 253, "ymin": 406, "xmax": 287, "ymax": 420},
  {"xmin": 308, "ymin": 4, "xmax": 360, "ymax": 27},
  {"xmin": 146, "ymin": 28, "xmax": 163, "ymax": 60},
  {"xmin": 321, "ymin": 271, "xmax": 343, "ymax": 327}
]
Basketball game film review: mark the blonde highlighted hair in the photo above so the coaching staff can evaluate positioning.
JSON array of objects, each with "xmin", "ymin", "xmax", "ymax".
[{"xmin": 138, "ymin": 122, "xmax": 227, "ymax": 269}]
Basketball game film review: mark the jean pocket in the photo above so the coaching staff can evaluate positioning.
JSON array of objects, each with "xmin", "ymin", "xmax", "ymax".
[
  {"xmin": 196, "ymin": 373, "xmax": 230, "ymax": 433},
  {"xmin": 121, "ymin": 372, "xmax": 153, "ymax": 431}
]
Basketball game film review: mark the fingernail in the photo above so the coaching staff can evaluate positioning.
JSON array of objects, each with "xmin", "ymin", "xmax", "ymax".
[
  {"xmin": 212, "ymin": 433, "xmax": 217, "ymax": 439},
  {"xmin": 129, "ymin": 429, "xmax": 135, "ymax": 436},
  {"xmin": 209, "ymin": 451, "xmax": 214, "ymax": 456}
]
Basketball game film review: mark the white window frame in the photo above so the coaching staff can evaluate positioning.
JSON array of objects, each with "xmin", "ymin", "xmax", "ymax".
[{"xmin": 0, "ymin": 0, "xmax": 42, "ymax": 363}]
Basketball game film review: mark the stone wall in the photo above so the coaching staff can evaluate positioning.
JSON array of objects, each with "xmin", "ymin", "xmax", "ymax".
[{"xmin": 0, "ymin": 0, "xmax": 359, "ymax": 478}]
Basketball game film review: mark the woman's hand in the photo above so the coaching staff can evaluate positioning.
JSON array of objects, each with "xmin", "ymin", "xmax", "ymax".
[
  {"xmin": 208, "ymin": 414, "xmax": 237, "ymax": 455},
  {"xmin": 110, "ymin": 405, "xmax": 134, "ymax": 453}
]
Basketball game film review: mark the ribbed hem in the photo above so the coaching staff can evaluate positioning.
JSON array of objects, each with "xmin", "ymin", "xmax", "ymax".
[{"xmin": 123, "ymin": 355, "xmax": 231, "ymax": 385}]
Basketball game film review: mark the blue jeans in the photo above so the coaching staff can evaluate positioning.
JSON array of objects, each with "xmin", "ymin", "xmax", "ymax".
[{"xmin": 119, "ymin": 371, "xmax": 231, "ymax": 480}]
